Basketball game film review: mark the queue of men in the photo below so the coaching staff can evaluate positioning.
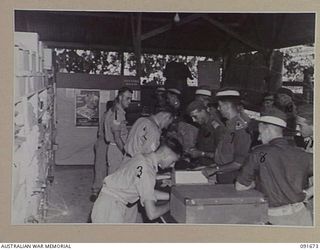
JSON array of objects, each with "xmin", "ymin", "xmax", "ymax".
[{"xmin": 90, "ymin": 84, "xmax": 313, "ymax": 226}]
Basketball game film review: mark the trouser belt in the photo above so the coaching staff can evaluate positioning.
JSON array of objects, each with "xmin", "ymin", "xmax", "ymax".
[
  {"xmin": 102, "ymin": 188, "xmax": 138, "ymax": 208},
  {"xmin": 124, "ymin": 153, "xmax": 132, "ymax": 158},
  {"xmin": 268, "ymin": 202, "xmax": 305, "ymax": 217}
]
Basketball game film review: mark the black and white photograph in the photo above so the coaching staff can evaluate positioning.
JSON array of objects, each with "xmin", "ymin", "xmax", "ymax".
[{"xmin": 12, "ymin": 10, "xmax": 315, "ymax": 227}]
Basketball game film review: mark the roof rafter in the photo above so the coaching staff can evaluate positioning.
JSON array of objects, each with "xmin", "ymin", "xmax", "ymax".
[
  {"xmin": 202, "ymin": 15, "xmax": 267, "ymax": 52},
  {"xmin": 141, "ymin": 13, "xmax": 205, "ymax": 41}
]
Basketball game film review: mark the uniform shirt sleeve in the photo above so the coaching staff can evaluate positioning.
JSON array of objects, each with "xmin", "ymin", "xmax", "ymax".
[
  {"xmin": 111, "ymin": 110, "xmax": 126, "ymax": 132},
  {"xmin": 104, "ymin": 111, "xmax": 111, "ymax": 142},
  {"xmin": 237, "ymin": 151, "xmax": 259, "ymax": 186},
  {"xmin": 135, "ymin": 166, "xmax": 157, "ymax": 206},
  {"xmin": 233, "ymin": 128, "xmax": 252, "ymax": 164},
  {"xmin": 126, "ymin": 120, "xmax": 161, "ymax": 155},
  {"xmin": 306, "ymin": 152, "xmax": 313, "ymax": 176},
  {"xmin": 140, "ymin": 123, "xmax": 161, "ymax": 153},
  {"xmin": 214, "ymin": 125, "xmax": 228, "ymax": 145},
  {"xmin": 215, "ymin": 128, "xmax": 235, "ymax": 165}
]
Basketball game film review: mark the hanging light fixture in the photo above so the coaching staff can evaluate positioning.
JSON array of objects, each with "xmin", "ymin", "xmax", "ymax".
[{"xmin": 174, "ymin": 13, "xmax": 180, "ymax": 23}]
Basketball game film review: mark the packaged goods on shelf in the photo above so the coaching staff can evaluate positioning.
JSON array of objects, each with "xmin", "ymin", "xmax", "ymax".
[{"xmin": 13, "ymin": 31, "xmax": 54, "ymax": 224}]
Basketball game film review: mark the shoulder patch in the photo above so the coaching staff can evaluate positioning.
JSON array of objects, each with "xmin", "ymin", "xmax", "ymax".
[
  {"xmin": 113, "ymin": 119, "xmax": 121, "ymax": 125},
  {"xmin": 235, "ymin": 120, "xmax": 247, "ymax": 130},
  {"xmin": 211, "ymin": 120, "xmax": 220, "ymax": 129}
]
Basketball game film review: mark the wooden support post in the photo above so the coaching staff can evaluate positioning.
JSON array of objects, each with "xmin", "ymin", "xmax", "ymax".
[
  {"xmin": 130, "ymin": 13, "xmax": 142, "ymax": 77},
  {"xmin": 120, "ymin": 16, "xmax": 128, "ymax": 76},
  {"xmin": 136, "ymin": 13, "xmax": 142, "ymax": 78},
  {"xmin": 130, "ymin": 13, "xmax": 137, "ymax": 50}
]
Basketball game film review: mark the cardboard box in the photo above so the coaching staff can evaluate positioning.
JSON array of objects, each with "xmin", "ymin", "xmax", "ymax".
[{"xmin": 170, "ymin": 184, "xmax": 268, "ymax": 224}]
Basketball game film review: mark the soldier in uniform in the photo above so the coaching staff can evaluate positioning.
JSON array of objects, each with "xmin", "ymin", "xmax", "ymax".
[
  {"xmin": 185, "ymin": 100, "xmax": 227, "ymax": 166},
  {"xmin": 91, "ymin": 137, "xmax": 183, "ymax": 223},
  {"xmin": 105, "ymin": 87, "xmax": 133, "ymax": 175},
  {"xmin": 90, "ymin": 101, "xmax": 113, "ymax": 202},
  {"xmin": 122, "ymin": 109, "xmax": 174, "ymax": 222},
  {"xmin": 194, "ymin": 87, "xmax": 212, "ymax": 107},
  {"xmin": 124, "ymin": 109, "xmax": 174, "ymax": 159},
  {"xmin": 202, "ymin": 89, "xmax": 252, "ymax": 184},
  {"xmin": 274, "ymin": 87, "xmax": 297, "ymax": 144},
  {"xmin": 153, "ymin": 86, "xmax": 167, "ymax": 113},
  {"xmin": 260, "ymin": 93, "xmax": 275, "ymax": 114},
  {"xmin": 166, "ymin": 88, "xmax": 182, "ymax": 114},
  {"xmin": 235, "ymin": 108, "xmax": 313, "ymax": 226}
]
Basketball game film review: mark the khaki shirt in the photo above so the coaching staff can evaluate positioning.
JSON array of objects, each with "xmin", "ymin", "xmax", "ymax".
[
  {"xmin": 104, "ymin": 104, "xmax": 128, "ymax": 143},
  {"xmin": 196, "ymin": 117, "xmax": 227, "ymax": 165},
  {"xmin": 215, "ymin": 114, "xmax": 251, "ymax": 165},
  {"xmin": 100, "ymin": 154, "xmax": 158, "ymax": 206},
  {"xmin": 124, "ymin": 116, "xmax": 161, "ymax": 157},
  {"xmin": 237, "ymin": 138, "xmax": 313, "ymax": 207}
]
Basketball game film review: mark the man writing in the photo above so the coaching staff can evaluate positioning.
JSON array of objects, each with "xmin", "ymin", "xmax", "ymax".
[
  {"xmin": 186, "ymin": 100, "xmax": 226, "ymax": 166},
  {"xmin": 91, "ymin": 137, "xmax": 183, "ymax": 223}
]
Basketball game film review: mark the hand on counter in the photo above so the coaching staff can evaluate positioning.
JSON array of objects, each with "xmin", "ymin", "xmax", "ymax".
[
  {"xmin": 160, "ymin": 179, "xmax": 172, "ymax": 187},
  {"xmin": 187, "ymin": 148, "xmax": 202, "ymax": 158},
  {"xmin": 155, "ymin": 190, "xmax": 170, "ymax": 200},
  {"xmin": 201, "ymin": 165, "xmax": 219, "ymax": 179},
  {"xmin": 186, "ymin": 148, "xmax": 215, "ymax": 159}
]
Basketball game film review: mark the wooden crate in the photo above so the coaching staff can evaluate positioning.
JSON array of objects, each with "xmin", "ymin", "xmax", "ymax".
[{"xmin": 170, "ymin": 184, "xmax": 268, "ymax": 224}]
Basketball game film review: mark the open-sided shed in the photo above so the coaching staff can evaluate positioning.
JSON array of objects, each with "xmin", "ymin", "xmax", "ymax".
[{"xmin": 15, "ymin": 11, "xmax": 315, "ymax": 56}]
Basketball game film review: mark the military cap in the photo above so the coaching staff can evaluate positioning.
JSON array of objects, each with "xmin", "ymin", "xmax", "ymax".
[
  {"xmin": 263, "ymin": 93, "xmax": 275, "ymax": 101},
  {"xmin": 257, "ymin": 108, "xmax": 287, "ymax": 128},
  {"xmin": 216, "ymin": 88, "xmax": 241, "ymax": 98},
  {"xmin": 195, "ymin": 86, "xmax": 212, "ymax": 97},
  {"xmin": 155, "ymin": 86, "xmax": 166, "ymax": 92},
  {"xmin": 277, "ymin": 87, "xmax": 293, "ymax": 98},
  {"xmin": 186, "ymin": 100, "xmax": 207, "ymax": 114},
  {"xmin": 167, "ymin": 88, "xmax": 182, "ymax": 95}
]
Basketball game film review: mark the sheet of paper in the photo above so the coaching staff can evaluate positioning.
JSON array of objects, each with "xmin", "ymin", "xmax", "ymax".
[{"xmin": 174, "ymin": 170, "xmax": 208, "ymax": 184}]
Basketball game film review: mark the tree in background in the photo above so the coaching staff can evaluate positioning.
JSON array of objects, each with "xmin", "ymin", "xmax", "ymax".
[
  {"xmin": 55, "ymin": 48, "xmax": 218, "ymax": 86},
  {"xmin": 280, "ymin": 44, "xmax": 314, "ymax": 82},
  {"xmin": 54, "ymin": 45, "xmax": 314, "ymax": 86},
  {"xmin": 55, "ymin": 49, "xmax": 121, "ymax": 75}
]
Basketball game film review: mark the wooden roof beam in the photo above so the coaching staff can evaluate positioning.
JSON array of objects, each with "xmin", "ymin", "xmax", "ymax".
[
  {"xmin": 202, "ymin": 15, "xmax": 267, "ymax": 52},
  {"xmin": 141, "ymin": 13, "xmax": 205, "ymax": 41}
]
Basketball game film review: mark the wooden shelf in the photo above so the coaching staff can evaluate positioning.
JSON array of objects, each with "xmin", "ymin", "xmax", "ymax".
[
  {"xmin": 14, "ymin": 86, "xmax": 49, "ymax": 105},
  {"xmin": 15, "ymin": 71, "xmax": 45, "ymax": 77},
  {"xmin": 13, "ymin": 31, "xmax": 55, "ymax": 224}
]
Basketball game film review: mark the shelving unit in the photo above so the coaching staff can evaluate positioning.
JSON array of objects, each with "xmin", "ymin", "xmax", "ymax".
[{"xmin": 13, "ymin": 32, "xmax": 55, "ymax": 224}]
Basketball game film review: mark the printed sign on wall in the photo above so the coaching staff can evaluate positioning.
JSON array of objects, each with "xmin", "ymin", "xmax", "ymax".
[{"xmin": 75, "ymin": 89, "xmax": 100, "ymax": 127}]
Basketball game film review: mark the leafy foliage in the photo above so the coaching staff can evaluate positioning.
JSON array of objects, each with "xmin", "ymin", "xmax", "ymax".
[
  {"xmin": 55, "ymin": 49, "xmax": 121, "ymax": 75},
  {"xmin": 279, "ymin": 44, "xmax": 314, "ymax": 82},
  {"xmin": 54, "ymin": 49, "xmax": 218, "ymax": 86},
  {"xmin": 54, "ymin": 45, "xmax": 314, "ymax": 85}
]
